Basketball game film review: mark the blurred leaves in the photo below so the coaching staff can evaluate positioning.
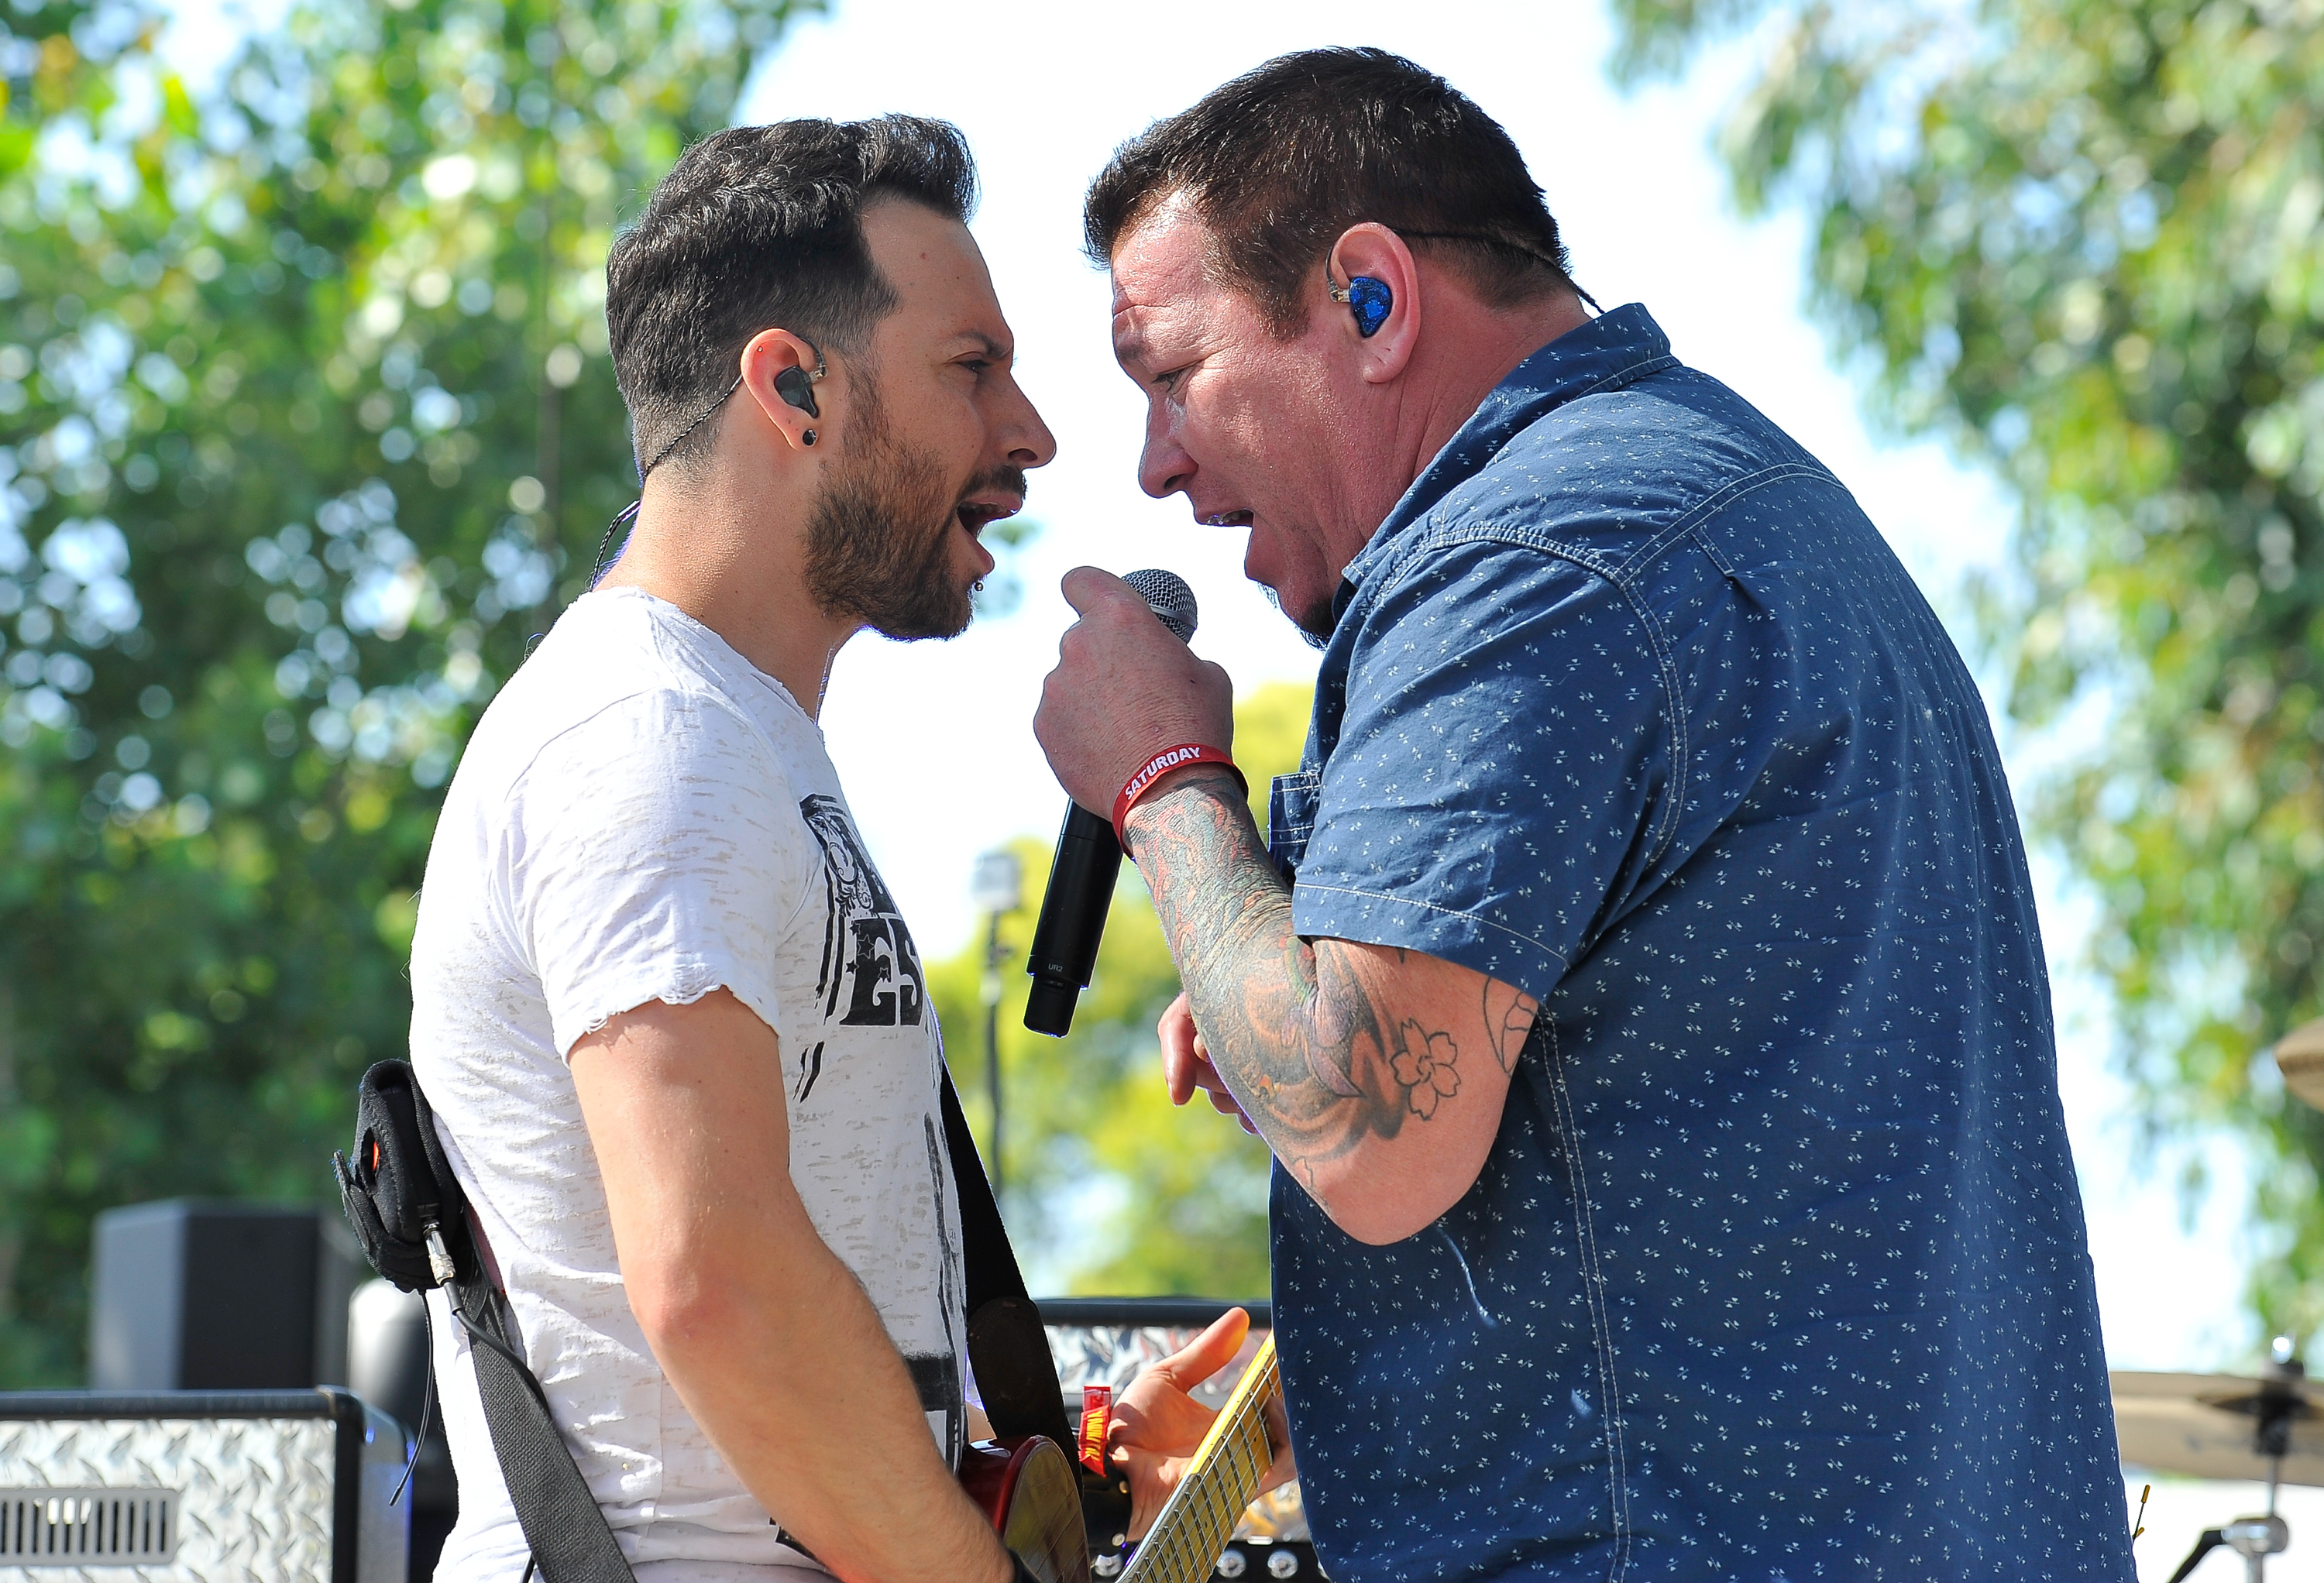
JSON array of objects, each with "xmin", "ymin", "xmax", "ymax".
[
  {"xmin": 1617, "ymin": 0, "xmax": 2324, "ymax": 1341},
  {"xmin": 928, "ymin": 682, "xmax": 1314, "ymax": 1300},
  {"xmin": 0, "ymin": 0, "xmax": 807, "ymax": 1383}
]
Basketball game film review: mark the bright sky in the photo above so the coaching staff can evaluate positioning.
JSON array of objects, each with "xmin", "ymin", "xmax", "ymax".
[{"xmin": 736, "ymin": 0, "xmax": 2264, "ymax": 1396}]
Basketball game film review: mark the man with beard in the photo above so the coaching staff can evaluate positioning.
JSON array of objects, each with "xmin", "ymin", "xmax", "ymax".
[{"xmin": 407, "ymin": 118, "xmax": 1053, "ymax": 1581}]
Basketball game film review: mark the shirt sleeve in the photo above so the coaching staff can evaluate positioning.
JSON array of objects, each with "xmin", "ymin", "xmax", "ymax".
[
  {"xmin": 504, "ymin": 688, "xmax": 810, "ymax": 1057},
  {"xmin": 1289, "ymin": 535, "xmax": 1677, "ymax": 1001}
]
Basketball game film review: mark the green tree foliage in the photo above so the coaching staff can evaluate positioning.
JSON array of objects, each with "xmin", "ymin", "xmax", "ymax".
[
  {"xmin": 0, "ymin": 0, "xmax": 803, "ymax": 1384},
  {"xmin": 1614, "ymin": 0, "xmax": 2324, "ymax": 1336},
  {"xmin": 927, "ymin": 682, "xmax": 1315, "ymax": 1300}
]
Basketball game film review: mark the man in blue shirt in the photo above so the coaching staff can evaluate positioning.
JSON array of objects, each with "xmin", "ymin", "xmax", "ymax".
[{"xmin": 1033, "ymin": 46, "xmax": 2132, "ymax": 1581}]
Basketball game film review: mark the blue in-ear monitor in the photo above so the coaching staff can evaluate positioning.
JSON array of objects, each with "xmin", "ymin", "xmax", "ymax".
[{"xmin": 1345, "ymin": 276, "xmax": 1392, "ymax": 337}]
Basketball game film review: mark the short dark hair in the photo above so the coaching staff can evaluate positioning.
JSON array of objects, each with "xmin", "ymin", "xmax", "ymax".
[
  {"xmin": 607, "ymin": 116, "xmax": 978, "ymax": 476},
  {"xmin": 1084, "ymin": 48, "xmax": 1583, "ymax": 335}
]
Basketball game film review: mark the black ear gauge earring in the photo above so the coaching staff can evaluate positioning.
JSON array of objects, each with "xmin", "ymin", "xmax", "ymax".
[{"xmin": 801, "ymin": 428, "xmax": 816, "ymax": 447}]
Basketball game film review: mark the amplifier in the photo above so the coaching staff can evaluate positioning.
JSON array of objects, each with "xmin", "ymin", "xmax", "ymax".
[{"xmin": 0, "ymin": 1387, "xmax": 407, "ymax": 1581}]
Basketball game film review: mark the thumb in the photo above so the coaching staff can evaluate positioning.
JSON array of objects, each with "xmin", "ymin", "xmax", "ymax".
[
  {"xmin": 1059, "ymin": 565, "xmax": 1133, "ymax": 617},
  {"xmin": 1155, "ymin": 1307, "xmax": 1253, "ymax": 1392}
]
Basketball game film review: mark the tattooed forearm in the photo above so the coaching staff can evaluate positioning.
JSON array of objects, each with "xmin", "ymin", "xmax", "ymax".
[{"xmin": 1123, "ymin": 768, "xmax": 1484, "ymax": 1183}]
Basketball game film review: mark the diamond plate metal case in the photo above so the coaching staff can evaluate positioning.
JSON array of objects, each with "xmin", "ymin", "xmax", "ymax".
[{"xmin": 0, "ymin": 1387, "xmax": 407, "ymax": 1582}]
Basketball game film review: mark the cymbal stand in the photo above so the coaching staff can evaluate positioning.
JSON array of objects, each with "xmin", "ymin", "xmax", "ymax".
[{"xmin": 2168, "ymin": 1339, "xmax": 2302, "ymax": 1583}]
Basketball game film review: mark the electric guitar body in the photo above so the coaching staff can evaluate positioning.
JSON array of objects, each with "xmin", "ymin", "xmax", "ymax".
[{"xmin": 961, "ymin": 1433, "xmax": 1092, "ymax": 1583}]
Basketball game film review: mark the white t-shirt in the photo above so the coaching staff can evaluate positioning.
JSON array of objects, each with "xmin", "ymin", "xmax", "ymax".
[{"xmin": 409, "ymin": 588, "xmax": 965, "ymax": 1581}]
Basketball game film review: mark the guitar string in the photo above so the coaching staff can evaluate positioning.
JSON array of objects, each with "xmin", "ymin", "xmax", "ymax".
[
  {"xmin": 1129, "ymin": 1347, "xmax": 1281, "ymax": 1583},
  {"xmin": 1186, "ymin": 1370, "xmax": 1269, "ymax": 1562}
]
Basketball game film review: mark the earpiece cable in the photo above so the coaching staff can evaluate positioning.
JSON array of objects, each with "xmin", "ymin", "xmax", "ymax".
[{"xmin": 590, "ymin": 347, "xmax": 827, "ymax": 589}]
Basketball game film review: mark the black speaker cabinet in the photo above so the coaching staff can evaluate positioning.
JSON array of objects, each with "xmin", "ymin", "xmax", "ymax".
[
  {"xmin": 88, "ymin": 1200, "xmax": 367, "ymax": 1392},
  {"xmin": 0, "ymin": 1387, "xmax": 407, "ymax": 1581}
]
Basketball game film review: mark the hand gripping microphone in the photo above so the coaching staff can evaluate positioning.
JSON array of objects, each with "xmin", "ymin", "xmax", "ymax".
[{"xmin": 1023, "ymin": 568, "xmax": 1198, "ymax": 1037}]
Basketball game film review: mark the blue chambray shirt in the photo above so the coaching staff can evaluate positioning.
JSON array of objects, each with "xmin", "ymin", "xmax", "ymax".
[{"xmin": 1263, "ymin": 304, "xmax": 2128, "ymax": 1580}]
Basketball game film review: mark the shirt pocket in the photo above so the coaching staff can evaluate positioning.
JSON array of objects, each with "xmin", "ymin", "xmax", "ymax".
[{"xmin": 1267, "ymin": 768, "xmax": 1322, "ymax": 883}]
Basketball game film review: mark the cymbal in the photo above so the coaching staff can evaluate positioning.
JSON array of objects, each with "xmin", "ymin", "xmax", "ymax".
[
  {"xmin": 2113, "ymin": 1370, "xmax": 2324, "ymax": 1484},
  {"xmin": 2276, "ymin": 1017, "xmax": 2324, "ymax": 1111}
]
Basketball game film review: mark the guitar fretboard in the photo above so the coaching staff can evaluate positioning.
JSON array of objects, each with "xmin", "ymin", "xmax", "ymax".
[{"xmin": 1120, "ymin": 1336, "xmax": 1280, "ymax": 1583}]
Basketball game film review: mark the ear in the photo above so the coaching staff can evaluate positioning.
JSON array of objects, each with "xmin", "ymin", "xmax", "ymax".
[
  {"xmin": 737, "ymin": 328, "xmax": 827, "ymax": 452},
  {"xmin": 1324, "ymin": 222, "xmax": 1422, "ymax": 383}
]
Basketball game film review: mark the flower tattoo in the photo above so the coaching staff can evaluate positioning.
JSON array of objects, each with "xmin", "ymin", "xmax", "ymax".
[{"xmin": 1391, "ymin": 1021, "xmax": 1461, "ymax": 1119}]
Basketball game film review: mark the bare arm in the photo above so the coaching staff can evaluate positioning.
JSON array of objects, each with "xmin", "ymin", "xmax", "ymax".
[
  {"xmin": 569, "ymin": 990, "xmax": 1009, "ymax": 1583},
  {"xmin": 1123, "ymin": 769, "xmax": 1539, "ymax": 1245}
]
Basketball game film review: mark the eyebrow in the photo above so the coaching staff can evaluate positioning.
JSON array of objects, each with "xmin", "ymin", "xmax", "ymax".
[{"xmin": 957, "ymin": 330, "xmax": 1012, "ymax": 361}]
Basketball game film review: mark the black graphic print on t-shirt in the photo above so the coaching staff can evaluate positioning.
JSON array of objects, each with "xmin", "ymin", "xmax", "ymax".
[{"xmin": 800, "ymin": 794, "xmax": 928, "ymax": 1027}]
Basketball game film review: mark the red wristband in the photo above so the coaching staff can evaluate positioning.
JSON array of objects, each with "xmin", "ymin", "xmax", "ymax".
[{"xmin": 1112, "ymin": 743, "xmax": 1244, "ymax": 846}]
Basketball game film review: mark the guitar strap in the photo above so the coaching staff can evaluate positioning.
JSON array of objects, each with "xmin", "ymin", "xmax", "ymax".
[
  {"xmin": 337, "ymin": 1059, "xmax": 638, "ymax": 1583},
  {"xmin": 939, "ymin": 1067, "xmax": 1077, "ymax": 1453},
  {"xmin": 342, "ymin": 1059, "xmax": 1096, "ymax": 1580},
  {"xmin": 446, "ymin": 1253, "xmax": 637, "ymax": 1583},
  {"xmin": 942, "ymin": 1066, "xmax": 1130, "ymax": 1549}
]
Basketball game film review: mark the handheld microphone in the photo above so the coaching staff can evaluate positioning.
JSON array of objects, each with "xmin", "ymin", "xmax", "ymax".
[{"xmin": 1023, "ymin": 568, "xmax": 1198, "ymax": 1038}]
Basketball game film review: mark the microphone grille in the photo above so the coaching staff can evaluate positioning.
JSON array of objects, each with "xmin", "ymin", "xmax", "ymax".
[{"xmin": 1123, "ymin": 568, "xmax": 1198, "ymax": 642}]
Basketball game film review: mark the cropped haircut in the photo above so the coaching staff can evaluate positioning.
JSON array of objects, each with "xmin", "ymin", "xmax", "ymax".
[
  {"xmin": 1084, "ymin": 48, "xmax": 1585, "ymax": 336},
  {"xmin": 607, "ymin": 116, "xmax": 978, "ymax": 476}
]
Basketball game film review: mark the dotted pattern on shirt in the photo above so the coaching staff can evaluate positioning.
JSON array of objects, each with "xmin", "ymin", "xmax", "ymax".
[{"xmin": 1265, "ymin": 305, "xmax": 2131, "ymax": 1582}]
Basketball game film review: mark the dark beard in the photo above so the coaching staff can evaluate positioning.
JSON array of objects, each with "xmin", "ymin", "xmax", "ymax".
[{"xmin": 802, "ymin": 373, "xmax": 977, "ymax": 642}]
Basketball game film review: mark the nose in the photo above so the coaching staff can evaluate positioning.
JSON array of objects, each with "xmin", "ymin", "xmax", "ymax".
[
  {"xmin": 999, "ymin": 370, "xmax": 1057, "ymax": 471},
  {"xmin": 1136, "ymin": 396, "xmax": 1193, "ymax": 500}
]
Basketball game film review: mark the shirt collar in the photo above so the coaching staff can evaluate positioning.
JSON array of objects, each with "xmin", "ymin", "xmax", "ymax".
[{"xmin": 1332, "ymin": 302, "xmax": 1678, "ymax": 617}]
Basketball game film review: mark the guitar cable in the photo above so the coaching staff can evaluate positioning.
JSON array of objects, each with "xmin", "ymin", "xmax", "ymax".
[{"xmin": 388, "ymin": 1303, "xmax": 438, "ymax": 1506}]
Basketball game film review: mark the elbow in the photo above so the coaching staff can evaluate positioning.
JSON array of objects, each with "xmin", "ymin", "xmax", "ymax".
[
  {"xmin": 624, "ymin": 1251, "xmax": 749, "ymax": 1362},
  {"xmin": 1326, "ymin": 1197, "xmax": 1456, "ymax": 1248},
  {"xmin": 1308, "ymin": 1157, "xmax": 1483, "ymax": 1248}
]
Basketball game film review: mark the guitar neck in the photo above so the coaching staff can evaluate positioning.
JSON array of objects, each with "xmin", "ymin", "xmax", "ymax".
[{"xmin": 1121, "ymin": 1335, "xmax": 1280, "ymax": 1583}]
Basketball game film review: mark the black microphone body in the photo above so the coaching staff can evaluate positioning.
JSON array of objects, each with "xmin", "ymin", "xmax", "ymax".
[
  {"xmin": 1023, "ymin": 569, "xmax": 1198, "ymax": 1037},
  {"xmin": 1023, "ymin": 805, "xmax": 1121, "ymax": 1037}
]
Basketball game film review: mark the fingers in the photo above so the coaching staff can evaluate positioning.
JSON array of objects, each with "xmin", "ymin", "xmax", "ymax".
[
  {"xmin": 1172, "ymin": 1037, "xmax": 1249, "ymax": 1127},
  {"xmin": 1259, "ymin": 1441, "xmax": 1297, "ymax": 1495},
  {"xmin": 1159, "ymin": 993, "xmax": 1199, "ymax": 1106},
  {"xmin": 1258, "ymin": 1384, "xmax": 1296, "ymax": 1492},
  {"xmin": 1102, "ymin": 1309, "xmax": 1259, "ymax": 1540},
  {"xmin": 1112, "ymin": 1447, "xmax": 1185, "ymax": 1540},
  {"xmin": 1163, "ymin": 995, "xmax": 1253, "ymax": 1126},
  {"xmin": 1154, "ymin": 1307, "xmax": 1251, "ymax": 1392}
]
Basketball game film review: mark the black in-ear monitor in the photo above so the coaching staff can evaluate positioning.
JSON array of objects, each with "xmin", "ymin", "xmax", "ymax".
[{"xmin": 774, "ymin": 363, "xmax": 820, "ymax": 418}]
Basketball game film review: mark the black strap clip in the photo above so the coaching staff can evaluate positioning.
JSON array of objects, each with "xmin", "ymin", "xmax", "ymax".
[{"xmin": 332, "ymin": 1059, "xmax": 473, "ymax": 1293}]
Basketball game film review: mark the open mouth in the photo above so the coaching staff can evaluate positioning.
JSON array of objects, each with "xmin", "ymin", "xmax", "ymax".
[
  {"xmin": 1199, "ymin": 510, "xmax": 1255, "ymax": 528},
  {"xmin": 955, "ymin": 499, "xmax": 1019, "ymax": 539}
]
